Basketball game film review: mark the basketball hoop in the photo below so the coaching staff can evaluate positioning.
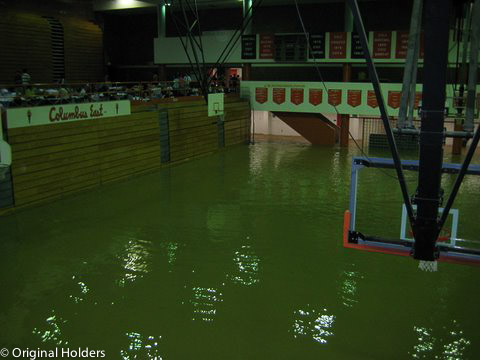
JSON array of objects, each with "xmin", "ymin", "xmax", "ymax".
[{"xmin": 418, "ymin": 260, "xmax": 438, "ymax": 272}]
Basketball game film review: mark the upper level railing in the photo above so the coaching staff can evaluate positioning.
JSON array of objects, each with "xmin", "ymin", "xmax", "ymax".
[{"xmin": 0, "ymin": 80, "xmax": 240, "ymax": 109}]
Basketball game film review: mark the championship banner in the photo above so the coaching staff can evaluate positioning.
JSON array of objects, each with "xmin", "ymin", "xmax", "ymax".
[
  {"xmin": 329, "ymin": 32, "xmax": 346, "ymax": 59},
  {"xmin": 290, "ymin": 88, "xmax": 304, "ymax": 105},
  {"xmin": 388, "ymin": 91, "xmax": 402, "ymax": 109},
  {"xmin": 395, "ymin": 31, "xmax": 409, "ymax": 59},
  {"xmin": 347, "ymin": 90, "xmax": 362, "ymax": 107},
  {"xmin": 6, "ymin": 100, "xmax": 131, "ymax": 129},
  {"xmin": 309, "ymin": 89, "xmax": 323, "ymax": 106},
  {"xmin": 241, "ymin": 35, "xmax": 257, "ymax": 59},
  {"xmin": 373, "ymin": 31, "xmax": 392, "ymax": 59},
  {"xmin": 259, "ymin": 34, "xmax": 274, "ymax": 59},
  {"xmin": 272, "ymin": 88, "xmax": 286, "ymax": 104},
  {"xmin": 328, "ymin": 89, "xmax": 342, "ymax": 106},
  {"xmin": 367, "ymin": 91, "xmax": 378, "ymax": 108},
  {"xmin": 255, "ymin": 88, "xmax": 268, "ymax": 104}
]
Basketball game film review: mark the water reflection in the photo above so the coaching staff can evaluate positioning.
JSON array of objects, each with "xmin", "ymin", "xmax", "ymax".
[
  {"xmin": 228, "ymin": 245, "xmax": 260, "ymax": 286},
  {"xmin": 120, "ymin": 332, "xmax": 162, "ymax": 360},
  {"xmin": 116, "ymin": 237, "xmax": 151, "ymax": 287},
  {"xmin": 338, "ymin": 266, "xmax": 363, "ymax": 308},
  {"xmin": 32, "ymin": 310, "xmax": 68, "ymax": 346},
  {"xmin": 410, "ymin": 320, "xmax": 471, "ymax": 359},
  {"xmin": 69, "ymin": 275, "xmax": 90, "ymax": 304},
  {"xmin": 191, "ymin": 286, "xmax": 223, "ymax": 323},
  {"xmin": 292, "ymin": 306, "xmax": 335, "ymax": 344}
]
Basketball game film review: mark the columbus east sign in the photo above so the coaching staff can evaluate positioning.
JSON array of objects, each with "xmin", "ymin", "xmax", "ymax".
[{"xmin": 6, "ymin": 100, "xmax": 131, "ymax": 129}]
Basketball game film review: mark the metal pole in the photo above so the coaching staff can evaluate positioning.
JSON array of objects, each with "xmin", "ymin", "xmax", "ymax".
[
  {"xmin": 464, "ymin": 0, "xmax": 480, "ymax": 132},
  {"xmin": 347, "ymin": 0, "xmax": 416, "ymax": 227},
  {"xmin": 398, "ymin": 0, "xmax": 423, "ymax": 129},
  {"xmin": 413, "ymin": 0, "xmax": 451, "ymax": 261}
]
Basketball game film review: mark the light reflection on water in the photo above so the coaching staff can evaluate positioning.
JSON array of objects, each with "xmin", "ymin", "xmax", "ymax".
[
  {"xmin": 292, "ymin": 306, "xmax": 336, "ymax": 344},
  {"xmin": 32, "ymin": 310, "xmax": 68, "ymax": 346},
  {"xmin": 120, "ymin": 332, "xmax": 163, "ymax": 360},
  {"xmin": 228, "ymin": 244, "xmax": 260, "ymax": 286},
  {"xmin": 116, "ymin": 236, "xmax": 152, "ymax": 287},
  {"xmin": 410, "ymin": 320, "xmax": 471, "ymax": 360},
  {"xmin": 191, "ymin": 286, "xmax": 223, "ymax": 323}
]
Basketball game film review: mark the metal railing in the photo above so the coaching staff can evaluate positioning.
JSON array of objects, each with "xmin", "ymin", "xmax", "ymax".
[{"xmin": 0, "ymin": 80, "xmax": 240, "ymax": 108}]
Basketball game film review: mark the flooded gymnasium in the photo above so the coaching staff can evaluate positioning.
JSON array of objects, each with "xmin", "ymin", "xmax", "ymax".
[{"xmin": 1, "ymin": 0, "xmax": 480, "ymax": 359}]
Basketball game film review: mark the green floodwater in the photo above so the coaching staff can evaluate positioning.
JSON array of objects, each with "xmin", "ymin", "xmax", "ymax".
[{"xmin": 1, "ymin": 142, "xmax": 480, "ymax": 359}]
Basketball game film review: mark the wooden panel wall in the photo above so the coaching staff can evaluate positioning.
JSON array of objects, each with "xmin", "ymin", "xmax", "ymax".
[
  {"xmin": 0, "ymin": 12, "xmax": 53, "ymax": 84},
  {"xmin": 224, "ymin": 97, "xmax": 251, "ymax": 146},
  {"xmin": 62, "ymin": 18, "xmax": 104, "ymax": 82},
  {"xmin": 5, "ymin": 97, "xmax": 250, "ymax": 209},
  {"xmin": 8, "ymin": 109, "xmax": 161, "ymax": 207}
]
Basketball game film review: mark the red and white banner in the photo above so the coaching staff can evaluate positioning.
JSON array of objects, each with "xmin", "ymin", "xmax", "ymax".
[
  {"xmin": 255, "ymin": 87, "xmax": 268, "ymax": 103},
  {"xmin": 347, "ymin": 90, "xmax": 362, "ymax": 107},
  {"xmin": 309, "ymin": 89, "xmax": 323, "ymax": 106},
  {"xmin": 6, "ymin": 100, "xmax": 131, "ymax": 129},
  {"xmin": 328, "ymin": 89, "xmax": 342, "ymax": 106},
  {"xmin": 329, "ymin": 32, "xmax": 346, "ymax": 59},
  {"xmin": 272, "ymin": 88, "xmax": 286, "ymax": 104},
  {"xmin": 373, "ymin": 31, "xmax": 392, "ymax": 59},
  {"xmin": 388, "ymin": 91, "xmax": 402, "ymax": 109},
  {"xmin": 367, "ymin": 90, "xmax": 378, "ymax": 108},
  {"xmin": 290, "ymin": 88, "xmax": 304, "ymax": 105},
  {"xmin": 259, "ymin": 34, "xmax": 275, "ymax": 59}
]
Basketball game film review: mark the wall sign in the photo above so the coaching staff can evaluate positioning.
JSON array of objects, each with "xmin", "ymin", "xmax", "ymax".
[
  {"xmin": 241, "ymin": 35, "xmax": 257, "ymax": 59},
  {"xmin": 259, "ymin": 34, "xmax": 274, "ymax": 59},
  {"xmin": 273, "ymin": 88, "xmax": 286, "ymax": 104},
  {"xmin": 6, "ymin": 100, "xmax": 131, "ymax": 129},
  {"xmin": 309, "ymin": 89, "xmax": 323, "ymax": 106},
  {"xmin": 388, "ymin": 91, "xmax": 401, "ymax": 109},
  {"xmin": 367, "ymin": 91, "xmax": 378, "ymax": 108},
  {"xmin": 373, "ymin": 31, "xmax": 392, "ymax": 59},
  {"xmin": 329, "ymin": 32, "xmax": 346, "ymax": 59},
  {"xmin": 309, "ymin": 33, "xmax": 325, "ymax": 59},
  {"xmin": 347, "ymin": 90, "xmax": 362, "ymax": 107},
  {"xmin": 328, "ymin": 89, "xmax": 342, "ymax": 106},
  {"xmin": 255, "ymin": 87, "xmax": 268, "ymax": 103},
  {"xmin": 290, "ymin": 88, "xmax": 304, "ymax": 105}
]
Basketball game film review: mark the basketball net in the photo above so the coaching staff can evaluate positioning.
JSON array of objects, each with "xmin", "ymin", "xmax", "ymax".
[{"xmin": 418, "ymin": 260, "xmax": 438, "ymax": 272}]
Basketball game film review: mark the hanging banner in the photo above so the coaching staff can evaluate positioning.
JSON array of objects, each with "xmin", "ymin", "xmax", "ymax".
[
  {"xmin": 329, "ymin": 32, "xmax": 346, "ymax": 59},
  {"xmin": 241, "ymin": 35, "xmax": 257, "ymax": 59},
  {"xmin": 388, "ymin": 91, "xmax": 402, "ymax": 109},
  {"xmin": 350, "ymin": 32, "xmax": 364, "ymax": 59},
  {"xmin": 290, "ymin": 88, "xmax": 304, "ymax": 105},
  {"xmin": 367, "ymin": 90, "xmax": 378, "ymax": 108},
  {"xmin": 6, "ymin": 100, "xmax": 131, "ymax": 129},
  {"xmin": 414, "ymin": 92, "xmax": 422, "ymax": 109},
  {"xmin": 347, "ymin": 90, "xmax": 362, "ymax": 107},
  {"xmin": 255, "ymin": 87, "xmax": 268, "ymax": 104},
  {"xmin": 309, "ymin": 89, "xmax": 323, "ymax": 106},
  {"xmin": 273, "ymin": 88, "xmax": 286, "ymax": 104},
  {"xmin": 328, "ymin": 89, "xmax": 342, "ymax": 106},
  {"xmin": 259, "ymin": 34, "xmax": 274, "ymax": 59},
  {"xmin": 395, "ymin": 31, "xmax": 409, "ymax": 59},
  {"xmin": 373, "ymin": 31, "xmax": 392, "ymax": 59},
  {"xmin": 309, "ymin": 33, "xmax": 325, "ymax": 59}
]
